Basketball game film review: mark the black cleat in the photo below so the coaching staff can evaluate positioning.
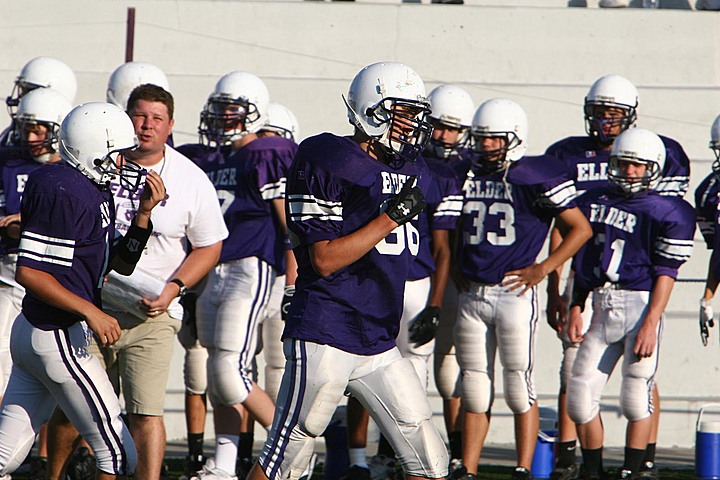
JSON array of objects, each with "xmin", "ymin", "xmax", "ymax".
[
  {"xmin": 65, "ymin": 447, "xmax": 96, "ymax": 480},
  {"xmin": 636, "ymin": 461, "xmax": 659, "ymax": 480},
  {"xmin": 550, "ymin": 463, "xmax": 580, "ymax": 480},
  {"xmin": 511, "ymin": 467, "xmax": 531, "ymax": 480}
]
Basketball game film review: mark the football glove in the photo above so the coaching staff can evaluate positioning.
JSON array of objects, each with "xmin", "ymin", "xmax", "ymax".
[
  {"xmin": 281, "ymin": 285, "xmax": 295, "ymax": 321},
  {"xmin": 700, "ymin": 298, "xmax": 715, "ymax": 347},
  {"xmin": 385, "ymin": 176, "xmax": 426, "ymax": 226},
  {"xmin": 409, "ymin": 306, "xmax": 441, "ymax": 346}
]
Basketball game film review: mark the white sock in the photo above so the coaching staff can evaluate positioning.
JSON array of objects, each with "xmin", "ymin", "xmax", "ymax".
[
  {"xmin": 349, "ymin": 448, "xmax": 368, "ymax": 469},
  {"xmin": 215, "ymin": 434, "xmax": 240, "ymax": 475}
]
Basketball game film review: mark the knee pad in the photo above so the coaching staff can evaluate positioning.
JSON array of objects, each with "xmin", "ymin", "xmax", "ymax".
[
  {"xmin": 566, "ymin": 376, "xmax": 597, "ymax": 425},
  {"xmin": 503, "ymin": 369, "xmax": 534, "ymax": 414},
  {"xmin": 461, "ymin": 369, "xmax": 493, "ymax": 413},
  {"xmin": 434, "ymin": 352, "xmax": 461, "ymax": 400},
  {"xmin": 620, "ymin": 376, "xmax": 653, "ymax": 422},
  {"xmin": 352, "ymin": 358, "xmax": 448, "ymax": 479},
  {"xmin": 183, "ymin": 344, "xmax": 208, "ymax": 395},
  {"xmin": 207, "ymin": 349, "xmax": 251, "ymax": 406}
]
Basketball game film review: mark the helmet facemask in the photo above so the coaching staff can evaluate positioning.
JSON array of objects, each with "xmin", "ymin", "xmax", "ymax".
[
  {"xmin": 362, "ymin": 97, "xmax": 432, "ymax": 164},
  {"xmin": 584, "ymin": 103, "xmax": 637, "ymax": 146},
  {"xmin": 6, "ymin": 81, "xmax": 41, "ymax": 118},
  {"xmin": 199, "ymin": 97, "xmax": 259, "ymax": 149},
  {"xmin": 471, "ymin": 131, "xmax": 521, "ymax": 173},
  {"xmin": 61, "ymin": 138, "xmax": 145, "ymax": 192},
  {"xmin": 608, "ymin": 156, "xmax": 661, "ymax": 195},
  {"xmin": 427, "ymin": 117, "xmax": 470, "ymax": 159}
]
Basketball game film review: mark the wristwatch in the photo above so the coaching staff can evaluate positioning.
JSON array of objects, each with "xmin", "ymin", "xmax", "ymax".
[{"xmin": 169, "ymin": 278, "xmax": 187, "ymax": 298}]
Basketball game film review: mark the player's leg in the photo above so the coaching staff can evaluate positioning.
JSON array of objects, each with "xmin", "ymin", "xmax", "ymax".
[
  {"xmin": 455, "ymin": 284, "xmax": 496, "ymax": 476},
  {"xmin": 617, "ymin": 292, "xmax": 661, "ymax": 477},
  {"xmin": 567, "ymin": 296, "xmax": 623, "ymax": 479},
  {"xmin": 495, "ymin": 285, "xmax": 540, "ymax": 475},
  {"xmin": 262, "ymin": 277, "xmax": 286, "ymax": 403},
  {"xmin": 178, "ymin": 291, "xmax": 210, "ymax": 478},
  {"xmin": 638, "ymin": 383, "xmax": 660, "ymax": 480},
  {"xmin": 347, "ymin": 348, "xmax": 448, "ymax": 480},
  {"xmin": 202, "ymin": 258, "xmax": 275, "ymax": 477},
  {"xmin": 433, "ymin": 282, "xmax": 462, "ymax": 469},
  {"xmin": 253, "ymin": 340, "xmax": 353, "ymax": 480},
  {"xmin": 343, "ymin": 397, "xmax": 371, "ymax": 480}
]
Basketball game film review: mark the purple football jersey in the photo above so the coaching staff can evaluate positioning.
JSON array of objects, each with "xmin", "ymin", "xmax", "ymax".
[
  {"xmin": 695, "ymin": 172, "xmax": 720, "ymax": 278},
  {"xmin": 17, "ymin": 163, "xmax": 115, "ymax": 330},
  {"xmin": 546, "ymin": 135, "xmax": 690, "ymax": 197},
  {"xmin": 573, "ymin": 186, "xmax": 695, "ymax": 291},
  {"xmin": 283, "ymin": 133, "xmax": 432, "ymax": 355},
  {"xmin": 211, "ymin": 136, "xmax": 297, "ymax": 269},
  {"xmin": 0, "ymin": 146, "xmax": 44, "ymax": 254},
  {"xmin": 459, "ymin": 155, "xmax": 578, "ymax": 285},
  {"xmin": 408, "ymin": 157, "xmax": 463, "ymax": 281},
  {"xmin": 176, "ymin": 143, "xmax": 230, "ymax": 171}
]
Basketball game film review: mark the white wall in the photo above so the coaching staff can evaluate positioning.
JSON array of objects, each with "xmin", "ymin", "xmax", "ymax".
[{"xmin": 2, "ymin": 0, "xmax": 720, "ymax": 448}]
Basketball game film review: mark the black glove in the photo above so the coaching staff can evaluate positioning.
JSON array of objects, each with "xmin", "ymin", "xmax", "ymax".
[
  {"xmin": 385, "ymin": 176, "xmax": 426, "ymax": 226},
  {"xmin": 408, "ymin": 306, "xmax": 441, "ymax": 346},
  {"xmin": 700, "ymin": 298, "xmax": 715, "ymax": 347},
  {"xmin": 281, "ymin": 285, "xmax": 295, "ymax": 321}
]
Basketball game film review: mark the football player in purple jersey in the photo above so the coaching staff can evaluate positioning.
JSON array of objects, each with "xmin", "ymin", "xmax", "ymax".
[
  {"xmin": 695, "ymin": 114, "xmax": 720, "ymax": 347},
  {"xmin": 0, "ymin": 88, "xmax": 72, "ymax": 475},
  {"xmin": 247, "ymin": 61, "xmax": 449, "ymax": 480},
  {"xmin": 452, "ymin": 98, "xmax": 591, "ymax": 480},
  {"xmin": 424, "ymin": 85, "xmax": 475, "ymax": 472},
  {"xmin": 1, "ymin": 57, "xmax": 77, "ymax": 148},
  {"xmin": 0, "ymin": 102, "xmax": 166, "ymax": 479},
  {"xmin": 189, "ymin": 72, "xmax": 297, "ymax": 480},
  {"xmin": 544, "ymin": 75, "xmax": 691, "ymax": 480},
  {"xmin": 341, "ymin": 85, "xmax": 470, "ymax": 480},
  {"xmin": 175, "ymin": 73, "xmax": 256, "ymax": 479},
  {"xmin": 566, "ymin": 128, "xmax": 695, "ymax": 480}
]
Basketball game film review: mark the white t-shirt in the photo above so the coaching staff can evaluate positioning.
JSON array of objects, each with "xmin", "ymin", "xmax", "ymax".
[{"xmin": 109, "ymin": 145, "xmax": 228, "ymax": 319}]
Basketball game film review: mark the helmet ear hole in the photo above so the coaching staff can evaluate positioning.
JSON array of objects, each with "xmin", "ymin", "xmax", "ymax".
[{"xmin": 93, "ymin": 158, "xmax": 103, "ymax": 167}]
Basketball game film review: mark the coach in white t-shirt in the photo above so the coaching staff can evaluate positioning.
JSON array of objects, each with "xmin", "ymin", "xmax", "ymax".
[{"xmin": 46, "ymin": 85, "xmax": 228, "ymax": 480}]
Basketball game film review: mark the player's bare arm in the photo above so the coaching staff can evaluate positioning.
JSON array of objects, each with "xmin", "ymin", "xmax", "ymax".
[
  {"xmin": 15, "ymin": 266, "xmax": 121, "ymax": 346},
  {"xmin": 140, "ymin": 240, "xmax": 222, "ymax": 316},
  {"xmin": 309, "ymin": 213, "xmax": 398, "ymax": 277},
  {"xmin": 634, "ymin": 275, "xmax": 674, "ymax": 359},
  {"xmin": 545, "ymin": 225, "xmax": 566, "ymax": 331},
  {"xmin": 504, "ymin": 206, "xmax": 592, "ymax": 295}
]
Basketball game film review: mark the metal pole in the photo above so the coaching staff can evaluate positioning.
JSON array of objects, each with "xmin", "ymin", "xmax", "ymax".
[{"xmin": 125, "ymin": 7, "xmax": 136, "ymax": 63}]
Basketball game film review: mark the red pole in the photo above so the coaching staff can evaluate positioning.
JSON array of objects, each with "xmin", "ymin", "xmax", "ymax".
[{"xmin": 125, "ymin": 7, "xmax": 135, "ymax": 63}]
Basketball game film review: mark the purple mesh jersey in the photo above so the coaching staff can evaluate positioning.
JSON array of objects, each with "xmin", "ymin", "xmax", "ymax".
[
  {"xmin": 408, "ymin": 156, "xmax": 463, "ymax": 281},
  {"xmin": 546, "ymin": 135, "xmax": 690, "ymax": 197},
  {"xmin": 695, "ymin": 172, "xmax": 720, "ymax": 278},
  {"xmin": 210, "ymin": 136, "xmax": 297, "ymax": 270},
  {"xmin": 0, "ymin": 147, "xmax": 43, "ymax": 254},
  {"xmin": 458, "ymin": 155, "xmax": 578, "ymax": 285},
  {"xmin": 176, "ymin": 143, "xmax": 231, "ymax": 171},
  {"xmin": 283, "ymin": 133, "xmax": 432, "ymax": 355},
  {"xmin": 573, "ymin": 186, "xmax": 695, "ymax": 292},
  {"xmin": 17, "ymin": 164, "xmax": 115, "ymax": 330}
]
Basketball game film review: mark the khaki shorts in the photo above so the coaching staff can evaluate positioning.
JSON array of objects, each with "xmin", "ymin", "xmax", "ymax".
[{"xmin": 89, "ymin": 311, "xmax": 181, "ymax": 416}]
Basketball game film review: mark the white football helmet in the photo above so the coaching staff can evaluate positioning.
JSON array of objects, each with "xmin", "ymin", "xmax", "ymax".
[
  {"xmin": 12, "ymin": 88, "xmax": 73, "ymax": 164},
  {"xmin": 426, "ymin": 84, "xmax": 475, "ymax": 158},
  {"xmin": 198, "ymin": 71, "xmax": 270, "ymax": 148},
  {"xmin": 608, "ymin": 128, "xmax": 665, "ymax": 194},
  {"xmin": 710, "ymin": 114, "xmax": 720, "ymax": 174},
  {"xmin": 6, "ymin": 57, "xmax": 77, "ymax": 116},
  {"xmin": 344, "ymin": 62, "xmax": 432, "ymax": 162},
  {"xmin": 262, "ymin": 102, "xmax": 300, "ymax": 142},
  {"xmin": 471, "ymin": 98, "xmax": 528, "ymax": 171},
  {"xmin": 59, "ymin": 102, "xmax": 144, "ymax": 191},
  {"xmin": 106, "ymin": 62, "xmax": 170, "ymax": 111},
  {"xmin": 584, "ymin": 74, "xmax": 638, "ymax": 145}
]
